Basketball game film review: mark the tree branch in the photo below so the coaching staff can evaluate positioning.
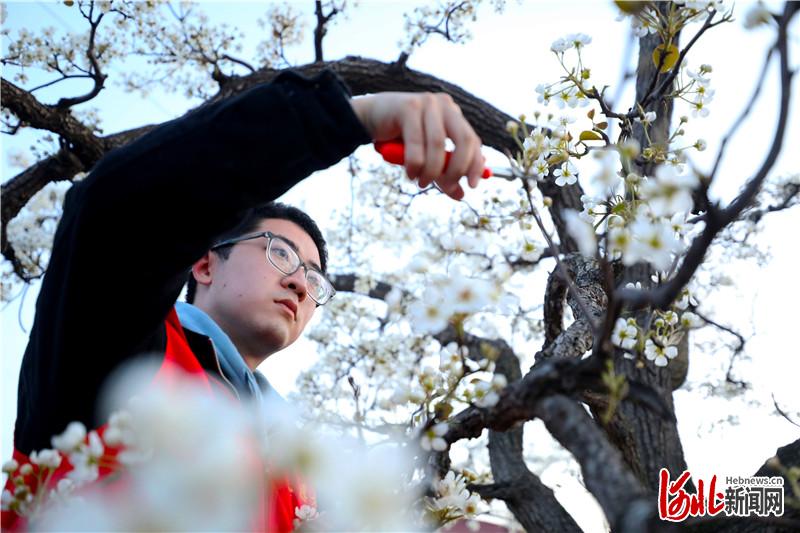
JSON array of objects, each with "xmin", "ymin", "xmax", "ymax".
[
  {"xmin": 1, "ymin": 77, "xmax": 106, "ymax": 163},
  {"xmin": 537, "ymin": 255, "xmax": 607, "ymax": 361},
  {"xmin": 542, "ymin": 267, "xmax": 567, "ymax": 348},
  {"xmin": 1, "ymin": 148, "xmax": 84, "ymax": 275},
  {"xmin": 314, "ymin": 1, "xmax": 340, "ymax": 63},
  {"xmin": 534, "ymin": 395, "xmax": 657, "ymax": 532},
  {"xmin": 56, "ymin": 2, "xmax": 108, "ymax": 108}
]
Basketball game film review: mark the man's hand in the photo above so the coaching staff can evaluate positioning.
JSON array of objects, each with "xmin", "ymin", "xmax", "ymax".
[{"xmin": 351, "ymin": 92, "xmax": 484, "ymax": 201}]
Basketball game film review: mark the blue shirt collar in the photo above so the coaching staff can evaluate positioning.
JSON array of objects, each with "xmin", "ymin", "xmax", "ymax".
[{"xmin": 174, "ymin": 302, "xmax": 284, "ymax": 407}]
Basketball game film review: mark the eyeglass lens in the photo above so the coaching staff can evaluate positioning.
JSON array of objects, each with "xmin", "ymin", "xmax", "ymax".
[{"xmin": 267, "ymin": 237, "xmax": 331, "ymax": 303}]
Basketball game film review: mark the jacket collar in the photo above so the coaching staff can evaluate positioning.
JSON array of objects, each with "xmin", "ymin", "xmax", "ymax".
[{"xmin": 174, "ymin": 302, "xmax": 284, "ymax": 407}]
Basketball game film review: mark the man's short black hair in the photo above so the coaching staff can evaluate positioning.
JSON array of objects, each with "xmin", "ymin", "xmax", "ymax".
[{"xmin": 185, "ymin": 202, "xmax": 328, "ymax": 304}]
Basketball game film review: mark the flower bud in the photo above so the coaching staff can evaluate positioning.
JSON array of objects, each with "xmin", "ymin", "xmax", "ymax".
[
  {"xmin": 625, "ymin": 172, "xmax": 641, "ymax": 185},
  {"xmin": 619, "ymin": 138, "xmax": 641, "ymax": 159},
  {"xmin": 1, "ymin": 460, "xmax": 18, "ymax": 474}
]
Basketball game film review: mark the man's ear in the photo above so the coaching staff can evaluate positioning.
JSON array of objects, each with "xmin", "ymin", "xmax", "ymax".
[{"xmin": 191, "ymin": 252, "xmax": 215, "ymax": 288}]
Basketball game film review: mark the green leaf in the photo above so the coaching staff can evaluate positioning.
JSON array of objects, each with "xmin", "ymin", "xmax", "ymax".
[
  {"xmin": 615, "ymin": 1, "xmax": 646, "ymax": 15},
  {"xmin": 652, "ymin": 43, "xmax": 679, "ymax": 73},
  {"xmin": 596, "ymin": 121, "xmax": 608, "ymax": 130},
  {"xmin": 580, "ymin": 130, "xmax": 603, "ymax": 141}
]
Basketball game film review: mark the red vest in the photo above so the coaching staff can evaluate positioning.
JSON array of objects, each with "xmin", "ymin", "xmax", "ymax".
[{"xmin": 3, "ymin": 308, "xmax": 304, "ymax": 532}]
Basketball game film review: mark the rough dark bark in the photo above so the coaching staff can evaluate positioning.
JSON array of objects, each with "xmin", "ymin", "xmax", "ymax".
[
  {"xmin": 1, "ymin": 78, "xmax": 107, "ymax": 164},
  {"xmin": 535, "ymin": 395, "xmax": 659, "ymax": 532},
  {"xmin": 542, "ymin": 267, "xmax": 567, "ymax": 349}
]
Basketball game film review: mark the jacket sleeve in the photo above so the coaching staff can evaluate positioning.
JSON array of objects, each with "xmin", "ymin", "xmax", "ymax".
[{"xmin": 15, "ymin": 70, "xmax": 371, "ymax": 453}]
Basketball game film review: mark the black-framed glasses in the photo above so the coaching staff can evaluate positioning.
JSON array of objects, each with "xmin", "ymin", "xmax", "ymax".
[{"xmin": 211, "ymin": 231, "xmax": 335, "ymax": 305}]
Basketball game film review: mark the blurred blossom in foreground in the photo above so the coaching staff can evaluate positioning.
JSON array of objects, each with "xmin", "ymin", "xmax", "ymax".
[{"xmin": 20, "ymin": 362, "xmax": 421, "ymax": 531}]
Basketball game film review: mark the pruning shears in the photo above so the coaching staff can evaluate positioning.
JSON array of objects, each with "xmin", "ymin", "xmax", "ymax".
[{"xmin": 374, "ymin": 140, "xmax": 494, "ymax": 180}]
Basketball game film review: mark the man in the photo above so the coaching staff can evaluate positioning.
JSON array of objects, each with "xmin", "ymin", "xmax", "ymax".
[{"xmin": 6, "ymin": 70, "xmax": 484, "ymax": 527}]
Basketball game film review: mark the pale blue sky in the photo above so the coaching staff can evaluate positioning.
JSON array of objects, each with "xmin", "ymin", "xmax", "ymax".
[{"xmin": 2, "ymin": 2, "xmax": 799, "ymax": 530}]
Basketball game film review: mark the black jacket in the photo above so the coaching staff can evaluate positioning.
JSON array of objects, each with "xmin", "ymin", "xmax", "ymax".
[{"xmin": 15, "ymin": 70, "xmax": 371, "ymax": 454}]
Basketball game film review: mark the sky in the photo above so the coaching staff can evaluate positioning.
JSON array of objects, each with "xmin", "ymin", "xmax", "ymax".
[{"xmin": 2, "ymin": 1, "xmax": 799, "ymax": 530}]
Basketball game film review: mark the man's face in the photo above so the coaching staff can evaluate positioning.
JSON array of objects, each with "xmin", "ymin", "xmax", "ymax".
[{"xmin": 198, "ymin": 218, "xmax": 321, "ymax": 361}]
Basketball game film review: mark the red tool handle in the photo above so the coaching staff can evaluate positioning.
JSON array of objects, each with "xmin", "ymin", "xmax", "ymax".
[{"xmin": 374, "ymin": 140, "xmax": 492, "ymax": 179}]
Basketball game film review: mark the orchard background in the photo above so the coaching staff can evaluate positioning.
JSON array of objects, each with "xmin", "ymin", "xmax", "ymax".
[{"xmin": 2, "ymin": 1, "xmax": 799, "ymax": 531}]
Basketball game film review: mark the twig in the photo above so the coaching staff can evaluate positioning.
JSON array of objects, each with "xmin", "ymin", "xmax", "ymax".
[
  {"xmin": 221, "ymin": 54, "xmax": 255, "ymax": 73},
  {"xmin": 314, "ymin": 1, "xmax": 340, "ymax": 62},
  {"xmin": 56, "ymin": 1, "xmax": 108, "ymax": 108},
  {"xmin": 691, "ymin": 308, "xmax": 745, "ymax": 354},
  {"xmin": 27, "ymin": 74, "xmax": 94, "ymax": 94},
  {"xmin": 772, "ymin": 394, "xmax": 800, "ymax": 429}
]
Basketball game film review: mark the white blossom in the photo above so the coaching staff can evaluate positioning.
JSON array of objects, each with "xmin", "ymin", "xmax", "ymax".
[
  {"xmin": 532, "ymin": 154, "xmax": 550, "ymax": 179},
  {"xmin": 535, "ymin": 83, "xmax": 553, "ymax": 105},
  {"xmin": 644, "ymin": 339, "xmax": 678, "ymax": 367},
  {"xmin": 592, "ymin": 149, "xmax": 622, "ymax": 191},
  {"xmin": 421, "ymin": 423, "xmax": 449, "ymax": 452},
  {"xmin": 2, "ymin": 459, "xmax": 18, "ymax": 474},
  {"xmin": 564, "ymin": 209, "xmax": 597, "ymax": 257},
  {"xmin": 66, "ymin": 430, "xmax": 104, "ymax": 484},
  {"xmin": 608, "ymin": 226, "xmax": 632, "ymax": 257},
  {"xmin": 640, "ymin": 165, "xmax": 699, "ymax": 217},
  {"xmin": 680, "ymin": 311, "xmax": 703, "ymax": 328},
  {"xmin": 52, "ymin": 421, "xmax": 87, "ymax": 453},
  {"xmin": 675, "ymin": 289, "xmax": 698, "ymax": 310},
  {"xmin": 471, "ymin": 380, "xmax": 500, "ymax": 408},
  {"xmin": 408, "ymin": 298, "xmax": 450, "ymax": 334},
  {"xmin": 29, "ymin": 449, "xmax": 62, "ymax": 470},
  {"xmin": 612, "ymin": 318, "xmax": 639, "ymax": 352},
  {"xmin": 550, "ymin": 37, "xmax": 571, "ymax": 53},
  {"xmin": 293, "ymin": 504, "xmax": 319, "ymax": 528},
  {"xmin": 568, "ymin": 33, "xmax": 592, "ymax": 48},
  {"xmin": 625, "ymin": 216, "xmax": 682, "ymax": 271},
  {"xmin": 619, "ymin": 138, "xmax": 641, "ymax": 159},
  {"xmin": 554, "ymin": 161, "xmax": 578, "ymax": 186},
  {"xmin": 635, "ymin": 111, "xmax": 657, "ymax": 125},
  {"xmin": 743, "ymin": 2, "xmax": 772, "ymax": 29},
  {"xmin": 524, "ymin": 128, "xmax": 551, "ymax": 157},
  {"xmin": 407, "ymin": 254, "xmax": 431, "ymax": 273},
  {"xmin": 448, "ymin": 276, "xmax": 492, "ymax": 314}
]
